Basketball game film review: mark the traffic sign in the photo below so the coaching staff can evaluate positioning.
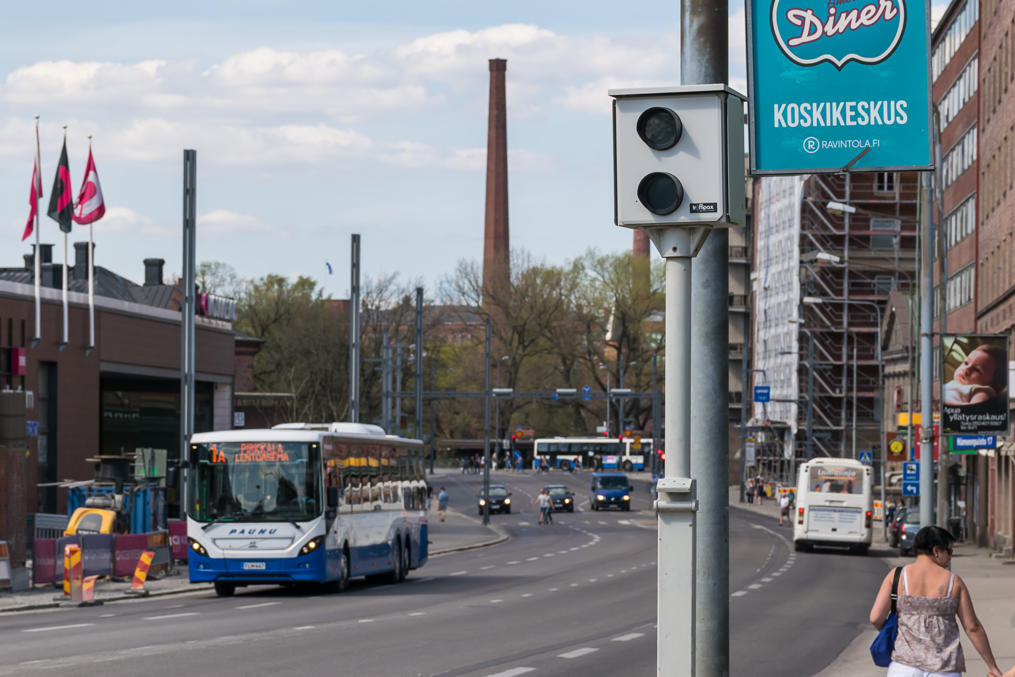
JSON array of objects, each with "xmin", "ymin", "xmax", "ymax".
[
  {"xmin": 753, "ymin": 385, "xmax": 770, "ymax": 403},
  {"xmin": 887, "ymin": 437, "xmax": 906, "ymax": 461},
  {"xmin": 950, "ymin": 435, "xmax": 995, "ymax": 453},
  {"xmin": 858, "ymin": 451, "xmax": 873, "ymax": 466},
  {"xmin": 902, "ymin": 481, "xmax": 920, "ymax": 497},
  {"xmin": 903, "ymin": 462, "xmax": 918, "ymax": 482},
  {"xmin": 582, "ymin": 385, "xmax": 592, "ymax": 401}
]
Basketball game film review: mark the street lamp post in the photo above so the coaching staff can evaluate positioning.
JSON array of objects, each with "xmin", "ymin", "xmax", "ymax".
[
  {"xmin": 494, "ymin": 355, "xmax": 509, "ymax": 457},
  {"xmin": 599, "ymin": 363, "xmax": 611, "ymax": 435}
]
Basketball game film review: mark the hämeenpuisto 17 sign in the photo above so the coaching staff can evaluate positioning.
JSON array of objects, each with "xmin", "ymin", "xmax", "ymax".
[{"xmin": 746, "ymin": 0, "xmax": 933, "ymax": 174}]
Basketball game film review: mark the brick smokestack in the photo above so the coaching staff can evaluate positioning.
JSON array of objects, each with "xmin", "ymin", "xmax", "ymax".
[
  {"xmin": 633, "ymin": 230, "xmax": 651, "ymax": 259},
  {"xmin": 483, "ymin": 58, "xmax": 510, "ymax": 302}
]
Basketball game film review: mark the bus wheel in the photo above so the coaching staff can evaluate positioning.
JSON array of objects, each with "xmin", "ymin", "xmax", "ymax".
[
  {"xmin": 852, "ymin": 544, "xmax": 870, "ymax": 556},
  {"xmin": 400, "ymin": 540, "xmax": 410, "ymax": 581},
  {"xmin": 560, "ymin": 460, "xmax": 571, "ymax": 471},
  {"xmin": 794, "ymin": 541, "xmax": 809, "ymax": 553},
  {"xmin": 214, "ymin": 581, "xmax": 236, "ymax": 597},
  {"xmin": 389, "ymin": 540, "xmax": 403, "ymax": 584},
  {"xmin": 622, "ymin": 461, "xmax": 633, "ymax": 472}
]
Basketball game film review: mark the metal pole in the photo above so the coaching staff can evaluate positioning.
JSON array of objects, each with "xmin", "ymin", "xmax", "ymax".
[
  {"xmin": 806, "ymin": 331, "xmax": 815, "ymax": 460},
  {"xmin": 619, "ymin": 359, "xmax": 625, "ymax": 435},
  {"xmin": 381, "ymin": 329, "xmax": 390, "ymax": 432},
  {"xmin": 919, "ymin": 172, "xmax": 934, "ymax": 526},
  {"xmin": 682, "ymin": 0, "xmax": 728, "ymax": 668},
  {"xmin": 180, "ymin": 149, "xmax": 197, "ymax": 517},
  {"xmin": 852, "ymin": 334, "xmax": 858, "ymax": 459},
  {"xmin": 606, "ymin": 371, "xmax": 612, "ymax": 435},
  {"xmin": 878, "ymin": 321, "xmax": 886, "ymax": 537},
  {"xmin": 349, "ymin": 234, "xmax": 361, "ymax": 422},
  {"xmin": 654, "ymin": 354, "xmax": 663, "ymax": 478},
  {"xmin": 415, "ymin": 287, "xmax": 424, "ymax": 443},
  {"xmin": 656, "ymin": 230, "xmax": 697, "ymax": 677},
  {"xmin": 395, "ymin": 338, "xmax": 402, "ymax": 432},
  {"xmin": 483, "ymin": 317, "xmax": 492, "ymax": 526}
]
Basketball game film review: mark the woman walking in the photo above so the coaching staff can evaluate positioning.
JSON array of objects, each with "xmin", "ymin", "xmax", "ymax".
[{"xmin": 869, "ymin": 526, "xmax": 1003, "ymax": 677}]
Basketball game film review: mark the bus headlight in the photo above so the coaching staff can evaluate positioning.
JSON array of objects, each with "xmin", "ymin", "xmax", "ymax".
[
  {"xmin": 188, "ymin": 537, "xmax": 208, "ymax": 557},
  {"xmin": 503, "ymin": 498, "xmax": 511, "ymax": 505},
  {"xmin": 596, "ymin": 495, "xmax": 605, "ymax": 501},
  {"xmin": 299, "ymin": 536, "xmax": 325, "ymax": 556},
  {"xmin": 479, "ymin": 499, "xmax": 487, "ymax": 506}
]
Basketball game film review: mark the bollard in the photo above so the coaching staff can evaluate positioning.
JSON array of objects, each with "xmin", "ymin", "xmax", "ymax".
[
  {"xmin": 80, "ymin": 575, "xmax": 102, "ymax": 606},
  {"xmin": 63, "ymin": 545, "xmax": 71, "ymax": 596},
  {"xmin": 67, "ymin": 546, "xmax": 83, "ymax": 603},
  {"xmin": 130, "ymin": 550, "xmax": 155, "ymax": 594}
]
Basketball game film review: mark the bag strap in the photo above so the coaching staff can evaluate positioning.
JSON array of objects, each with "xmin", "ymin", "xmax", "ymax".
[{"xmin": 889, "ymin": 567, "xmax": 902, "ymax": 614}]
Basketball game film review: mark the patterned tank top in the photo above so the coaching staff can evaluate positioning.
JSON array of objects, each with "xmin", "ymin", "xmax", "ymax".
[{"xmin": 891, "ymin": 567, "xmax": 965, "ymax": 673}]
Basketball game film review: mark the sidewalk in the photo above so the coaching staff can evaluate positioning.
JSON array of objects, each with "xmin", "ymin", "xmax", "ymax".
[
  {"xmin": 0, "ymin": 508, "xmax": 505, "ymax": 613},
  {"xmin": 729, "ymin": 486, "xmax": 1015, "ymax": 674}
]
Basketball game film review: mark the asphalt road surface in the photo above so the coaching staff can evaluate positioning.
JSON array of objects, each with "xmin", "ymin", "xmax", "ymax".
[{"xmin": 0, "ymin": 471, "xmax": 888, "ymax": 676}]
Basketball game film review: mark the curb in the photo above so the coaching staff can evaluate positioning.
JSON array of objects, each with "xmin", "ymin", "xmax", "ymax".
[
  {"xmin": 0, "ymin": 583, "xmax": 215, "ymax": 613},
  {"xmin": 429, "ymin": 523, "xmax": 511, "ymax": 557}
]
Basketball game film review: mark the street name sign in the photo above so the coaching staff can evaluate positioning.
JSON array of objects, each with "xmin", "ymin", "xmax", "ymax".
[
  {"xmin": 950, "ymin": 435, "xmax": 996, "ymax": 453},
  {"xmin": 902, "ymin": 481, "xmax": 920, "ymax": 497},
  {"xmin": 746, "ymin": 0, "xmax": 933, "ymax": 174},
  {"xmin": 753, "ymin": 385, "xmax": 771, "ymax": 403}
]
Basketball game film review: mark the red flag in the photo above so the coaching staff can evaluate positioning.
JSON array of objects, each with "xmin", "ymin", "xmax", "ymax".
[
  {"xmin": 47, "ymin": 138, "xmax": 73, "ymax": 233},
  {"xmin": 73, "ymin": 146, "xmax": 105, "ymax": 225},
  {"xmin": 21, "ymin": 122, "xmax": 43, "ymax": 241}
]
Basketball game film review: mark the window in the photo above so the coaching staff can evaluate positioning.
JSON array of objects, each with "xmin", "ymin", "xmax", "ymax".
[
  {"xmin": 938, "ymin": 58, "xmax": 978, "ymax": 131},
  {"xmin": 944, "ymin": 194, "xmax": 976, "ymax": 249},
  {"xmin": 875, "ymin": 173, "xmax": 896, "ymax": 193},
  {"xmin": 941, "ymin": 125, "xmax": 977, "ymax": 190},
  {"xmin": 946, "ymin": 265, "xmax": 975, "ymax": 312},
  {"xmin": 932, "ymin": 1, "xmax": 979, "ymax": 80}
]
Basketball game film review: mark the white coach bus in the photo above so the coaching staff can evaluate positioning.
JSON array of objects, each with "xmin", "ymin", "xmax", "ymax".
[{"xmin": 792, "ymin": 457, "xmax": 873, "ymax": 555}]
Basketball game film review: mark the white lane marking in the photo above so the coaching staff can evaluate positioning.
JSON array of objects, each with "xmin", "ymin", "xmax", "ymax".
[
  {"xmin": 618, "ymin": 520, "xmax": 631, "ymax": 525},
  {"xmin": 295, "ymin": 625, "xmax": 316, "ymax": 630},
  {"xmin": 543, "ymin": 553, "xmax": 554, "ymax": 558},
  {"xmin": 598, "ymin": 521, "xmax": 608, "ymax": 525},
  {"xmin": 412, "ymin": 576, "xmax": 436, "ymax": 584},
  {"xmin": 480, "ymin": 565, "xmax": 496, "ymax": 570},
  {"xmin": 409, "ymin": 612, "xmax": 426, "ymax": 616},
  {"xmin": 165, "ymin": 604, "xmax": 185, "ymax": 609},
  {"xmin": 507, "ymin": 560, "xmax": 521, "ymax": 565},
  {"xmin": 558, "ymin": 550, "xmax": 569, "ymax": 554},
  {"xmin": 518, "ymin": 522, "xmax": 531, "ymax": 526},
  {"xmin": 490, "ymin": 599, "xmax": 503, "ymax": 604},
  {"xmin": 570, "ymin": 583, "xmax": 579, "ymax": 587},
  {"xmin": 99, "ymin": 613, "xmax": 115, "ymax": 618},
  {"xmin": 558, "ymin": 648, "xmax": 599, "ymax": 659},
  {"xmin": 23, "ymin": 623, "xmax": 94, "ymax": 633},
  {"xmin": 358, "ymin": 618, "xmax": 375, "ymax": 624},
  {"xmin": 607, "ymin": 574, "xmax": 615, "ymax": 578},
  {"xmin": 236, "ymin": 601, "xmax": 280, "ymax": 610},
  {"xmin": 526, "ymin": 557, "xmax": 539, "ymax": 561},
  {"xmin": 732, "ymin": 590, "xmax": 748, "ymax": 597},
  {"xmin": 771, "ymin": 571, "xmax": 782, "ymax": 577},
  {"xmin": 588, "ymin": 578, "xmax": 598, "ymax": 583},
  {"xmin": 569, "ymin": 547, "xmax": 579, "ymax": 551},
  {"xmin": 484, "ymin": 669, "xmax": 535, "ymax": 677},
  {"xmin": 521, "ymin": 593, "xmax": 533, "ymax": 598},
  {"xmin": 144, "ymin": 612, "xmax": 199, "ymax": 621},
  {"xmin": 449, "ymin": 570, "xmax": 468, "ymax": 576},
  {"xmin": 548, "ymin": 587, "xmax": 559, "ymax": 592},
  {"xmin": 748, "ymin": 584, "xmax": 762, "ymax": 590},
  {"xmin": 612, "ymin": 632, "xmax": 645, "ymax": 642},
  {"xmin": 761, "ymin": 577, "xmax": 774, "ymax": 583}
]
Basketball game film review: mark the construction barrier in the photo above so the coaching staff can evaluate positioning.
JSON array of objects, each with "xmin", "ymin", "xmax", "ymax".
[
  {"xmin": 32, "ymin": 538, "xmax": 56, "ymax": 585},
  {"xmin": 131, "ymin": 551, "xmax": 154, "ymax": 592},
  {"xmin": 81, "ymin": 575, "xmax": 98, "ymax": 603},
  {"xmin": 113, "ymin": 534, "xmax": 148, "ymax": 578},
  {"xmin": 168, "ymin": 520, "xmax": 188, "ymax": 561},
  {"xmin": 0, "ymin": 541, "xmax": 11, "ymax": 591},
  {"xmin": 56, "ymin": 535, "xmax": 81, "ymax": 587},
  {"xmin": 65, "ymin": 545, "xmax": 83, "ymax": 601},
  {"xmin": 146, "ymin": 531, "xmax": 170, "ymax": 575},
  {"xmin": 80, "ymin": 534, "xmax": 113, "ymax": 577}
]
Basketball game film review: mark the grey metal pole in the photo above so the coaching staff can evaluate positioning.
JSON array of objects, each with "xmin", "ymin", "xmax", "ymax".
[
  {"xmin": 415, "ymin": 287, "xmax": 424, "ymax": 442},
  {"xmin": 349, "ymin": 234, "xmax": 361, "ymax": 422},
  {"xmin": 483, "ymin": 317, "xmax": 492, "ymax": 526},
  {"xmin": 919, "ymin": 172, "xmax": 934, "ymax": 526},
  {"xmin": 852, "ymin": 334, "xmax": 858, "ymax": 459},
  {"xmin": 381, "ymin": 329, "xmax": 391, "ymax": 432},
  {"xmin": 619, "ymin": 359, "xmax": 625, "ymax": 435},
  {"xmin": 654, "ymin": 354, "xmax": 663, "ymax": 478},
  {"xmin": 878, "ymin": 321, "xmax": 886, "ymax": 537},
  {"xmin": 180, "ymin": 149, "xmax": 197, "ymax": 517},
  {"xmin": 395, "ymin": 338, "xmax": 402, "ymax": 431},
  {"xmin": 682, "ymin": 0, "xmax": 729, "ymax": 669},
  {"xmin": 806, "ymin": 331, "xmax": 815, "ymax": 460},
  {"xmin": 739, "ymin": 333, "xmax": 748, "ymax": 503}
]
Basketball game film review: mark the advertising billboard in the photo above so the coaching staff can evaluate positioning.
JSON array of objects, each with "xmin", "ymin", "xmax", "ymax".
[
  {"xmin": 746, "ymin": 0, "xmax": 933, "ymax": 174},
  {"xmin": 941, "ymin": 335, "xmax": 1010, "ymax": 435}
]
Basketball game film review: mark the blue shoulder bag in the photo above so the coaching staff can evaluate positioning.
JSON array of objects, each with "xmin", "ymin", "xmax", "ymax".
[{"xmin": 870, "ymin": 567, "xmax": 902, "ymax": 667}]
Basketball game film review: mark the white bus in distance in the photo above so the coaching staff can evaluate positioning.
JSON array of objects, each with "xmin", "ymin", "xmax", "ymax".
[
  {"xmin": 533, "ymin": 436, "xmax": 653, "ymax": 471},
  {"xmin": 793, "ymin": 457, "xmax": 873, "ymax": 555}
]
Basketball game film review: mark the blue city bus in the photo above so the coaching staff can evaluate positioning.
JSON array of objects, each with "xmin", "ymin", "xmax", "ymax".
[{"xmin": 187, "ymin": 423, "xmax": 428, "ymax": 596}]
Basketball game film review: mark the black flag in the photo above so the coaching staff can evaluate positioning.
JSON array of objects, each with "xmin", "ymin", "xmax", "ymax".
[{"xmin": 47, "ymin": 138, "xmax": 73, "ymax": 233}]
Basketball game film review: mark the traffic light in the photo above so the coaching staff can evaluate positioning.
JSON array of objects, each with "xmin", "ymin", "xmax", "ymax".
[{"xmin": 610, "ymin": 85, "xmax": 746, "ymax": 232}]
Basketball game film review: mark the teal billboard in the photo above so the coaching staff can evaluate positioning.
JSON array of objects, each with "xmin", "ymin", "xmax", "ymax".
[{"xmin": 746, "ymin": 0, "xmax": 933, "ymax": 174}]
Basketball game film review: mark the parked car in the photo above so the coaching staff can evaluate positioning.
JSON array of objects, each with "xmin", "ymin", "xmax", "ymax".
[
  {"xmin": 544, "ymin": 485, "xmax": 575, "ymax": 512},
  {"xmin": 478, "ymin": 485, "xmax": 512, "ymax": 515},
  {"xmin": 898, "ymin": 509, "xmax": 922, "ymax": 555},
  {"xmin": 590, "ymin": 472, "xmax": 633, "ymax": 511},
  {"xmin": 888, "ymin": 506, "xmax": 909, "ymax": 547}
]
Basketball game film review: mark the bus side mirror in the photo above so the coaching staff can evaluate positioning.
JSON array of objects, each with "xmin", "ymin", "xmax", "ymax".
[{"xmin": 327, "ymin": 486, "xmax": 339, "ymax": 509}]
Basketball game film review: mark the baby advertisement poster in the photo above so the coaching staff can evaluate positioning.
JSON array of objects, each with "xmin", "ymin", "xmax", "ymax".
[{"xmin": 941, "ymin": 335, "xmax": 1010, "ymax": 435}]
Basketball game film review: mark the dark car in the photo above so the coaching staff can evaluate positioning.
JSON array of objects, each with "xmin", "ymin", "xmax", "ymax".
[
  {"xmin": 478, "ymin": 485, "xmax": 512, "ymax": 515},
  {"xmin": 544, "ymin": 484, "xmax": 575, "ymax": 512},
  {"xmin": 590, "ymin": 472, "xmax": 633, "ymax": 511},
  {"xmin": 888, "ymin": 506, "xmax": 909, "ymax": 547},
  {"xmin": 898, "ymin": 509, "xmax": 923, "ymax": 555}
]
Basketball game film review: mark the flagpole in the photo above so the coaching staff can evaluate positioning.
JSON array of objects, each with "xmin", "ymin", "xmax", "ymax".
[
  {"xmin": 32, "ymin": 115, "xmax": 41, "ymax": 348},
  {"xmin": 59, "ymin": 125, "xmax": 68, "ymax": 352},
  {"xmin": 87, "ymin": 136, "xmax": 95, "ymax": 355}
]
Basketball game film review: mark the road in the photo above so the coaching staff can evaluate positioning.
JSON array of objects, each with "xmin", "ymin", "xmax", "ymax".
[{"xmin": 0, "ymin": 471, "xmax": 888, "ymax": 676}]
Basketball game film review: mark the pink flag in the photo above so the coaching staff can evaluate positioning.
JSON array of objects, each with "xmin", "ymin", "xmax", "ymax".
[
  {"xmin": 72, "ymin": 147, "xmax": 105, "ymax": 225},
  {"xmin": 21, "ymin": 123, "xmax": 43, "ymax": 241}
]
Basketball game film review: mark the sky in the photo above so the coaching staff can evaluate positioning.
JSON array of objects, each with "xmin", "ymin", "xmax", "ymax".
[{"xmin": 0, "ymin": 0, "xmax": 949, "ymax": 300}]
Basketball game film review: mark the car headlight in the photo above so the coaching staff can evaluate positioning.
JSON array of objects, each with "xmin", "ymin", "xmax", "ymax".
[
  {"xmin": 188, "ymin": 537, "xmax": 208, "ymax": 557},
  {"xmin": 504, "ymin": 498, "xmax": 511, "ymax": 504},
  {"xmin": 300, "ymin": 535, "xmax": 325, "ymax": 556},
  {"xmin": 479, "ymin": 499, "xmax": 487, "ymax": 506},
  {"xmin": 596, "ymin": 495, "xmax": 605, "ymax": 501},
  {"xmin": 623, "ymin": 495, "xmax": 630, "ymax": 501},
  {"xmin": 564, "ymin": 498, "xmax": 571, "ymax": 503}
]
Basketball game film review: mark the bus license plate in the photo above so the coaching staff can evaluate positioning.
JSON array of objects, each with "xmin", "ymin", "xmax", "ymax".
[{"xmin": 243, "ymin": 561, "xmax": 266, "ymax": 570}]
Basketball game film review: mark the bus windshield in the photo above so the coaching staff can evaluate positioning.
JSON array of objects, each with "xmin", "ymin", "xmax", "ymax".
[
  {"xmin": 807, "ymin": 466, "xmax": 864, "ymax": 495},
  {"xmin": 189, "ymin": 441, "xmax": 322, "ymax": 523}
]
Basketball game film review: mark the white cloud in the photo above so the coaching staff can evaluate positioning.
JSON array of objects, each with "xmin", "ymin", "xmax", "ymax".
[
  {"xmin": 199, "ymin": 209, "xmax": 281, "ymax": 239},
  {"xmin": 99, "ymin": 205, "xmax": 169, "ymax": 235}
]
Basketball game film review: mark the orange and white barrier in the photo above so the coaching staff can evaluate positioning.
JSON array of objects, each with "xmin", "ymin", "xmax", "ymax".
[
  {"xmin": 131, "ymin": 550, "xmax": 155, "ymax": 592},
  {"xmin": 81, "ymin": 575, "xmax": 98, "ymax": 603}
]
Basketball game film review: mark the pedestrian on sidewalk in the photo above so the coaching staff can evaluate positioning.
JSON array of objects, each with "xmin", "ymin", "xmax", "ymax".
[
  {"xmin": 755, "ymin": 475, "xmax": 765, "ymax": 505},
  {"xmin": 746, "ymin": 478, "xmax": 755, "ymax": 504},
  {"xmin": 535, "ymin": 489, "xmax": 552, "ymax": 525},
  {"xmin": 778, "ymin": 491, "xmax": 791, "ymax": 526},
  {"xmin": 869, "ymin": 525, "xmax": 1004, "ymax": 677},
  {"xmin": 437, "ymin": 487, "xmax": 449, "ymax": 522}
]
